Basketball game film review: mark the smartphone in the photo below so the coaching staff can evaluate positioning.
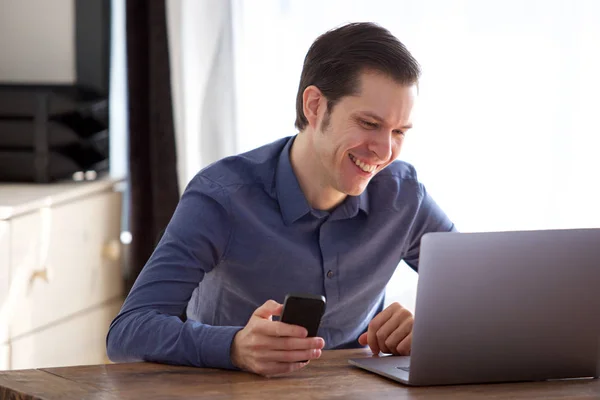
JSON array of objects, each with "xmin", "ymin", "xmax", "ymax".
[{"xmin": 280, "ymin": 293, "xmax": 326, "ymax": 337}]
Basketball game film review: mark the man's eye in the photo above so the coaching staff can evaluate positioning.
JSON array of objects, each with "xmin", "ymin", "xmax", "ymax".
[{"xmin": 360, "ymin": 120, "xmax": 378, "ymax": 129}]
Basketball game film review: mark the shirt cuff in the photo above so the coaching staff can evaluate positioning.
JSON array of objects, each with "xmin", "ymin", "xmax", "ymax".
[{"xmin": 197, "ymin": 324, "xmax": 244, "ymax": 370}]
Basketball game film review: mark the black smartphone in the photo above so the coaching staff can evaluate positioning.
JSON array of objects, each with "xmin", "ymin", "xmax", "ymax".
[{"xmin": 280, "ymin": 293, "xmax": 326, "ymax": 337}]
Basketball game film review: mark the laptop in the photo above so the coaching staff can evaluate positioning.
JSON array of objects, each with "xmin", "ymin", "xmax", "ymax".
[{"xmin": 349, "ymin": 228, "xmax": 600, "ymax": 386}]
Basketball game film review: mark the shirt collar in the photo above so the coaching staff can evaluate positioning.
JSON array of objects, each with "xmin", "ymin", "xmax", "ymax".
[
  {"xmin": 276, "ymin": 136, "xmax": 312, "ymax": 225},
  {"xmin": 330, "ymin": 189, "xmax": 370, "ymax": 221},
  {"xmin": 275, "ymin": 135, "xmax": 370, "ymax": 225}
]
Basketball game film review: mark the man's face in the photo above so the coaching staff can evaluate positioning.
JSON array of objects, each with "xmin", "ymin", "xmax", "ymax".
[{"xmin": 312, "ymin": 71, "xmax": 416, "ymax": 197}]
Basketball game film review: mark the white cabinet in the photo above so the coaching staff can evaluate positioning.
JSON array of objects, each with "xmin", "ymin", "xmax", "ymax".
[
  {"xmin": 0, "ymin": 177, "xmax": 124, "ymax": 370},
  {"xmin": 0, "ymin": 221, "xmax": 9, "ymax": 348},
  {"xmin": 10, "ymin": 298, "xmax": 123, "ymax": 369}
]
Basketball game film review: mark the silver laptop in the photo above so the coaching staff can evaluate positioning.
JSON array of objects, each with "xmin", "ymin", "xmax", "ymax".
[{"xmin": 349, "ymin": 228, "xmax": 600, "ymax": 386}]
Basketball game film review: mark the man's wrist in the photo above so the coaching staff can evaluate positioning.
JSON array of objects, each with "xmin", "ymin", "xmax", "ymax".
[
  {"xmin": 190, "ymin": 323, "xmax": 243, "ymax": 370},
  {"xmin": 230, "ymin": 330, "xmax": 244, "ymax": 370}
]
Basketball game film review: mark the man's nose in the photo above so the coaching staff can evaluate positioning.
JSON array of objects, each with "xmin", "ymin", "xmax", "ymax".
[{"xmin": 368, "ymin": 131, "xmax": 393, "ymax": 161}]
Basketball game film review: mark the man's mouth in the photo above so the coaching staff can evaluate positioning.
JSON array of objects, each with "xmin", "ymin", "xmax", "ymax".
[{"xmin": 348, "ymin": 154, "xmax": 376, "ymax": 173}]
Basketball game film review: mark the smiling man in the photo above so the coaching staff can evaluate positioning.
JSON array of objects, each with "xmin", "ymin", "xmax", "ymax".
[{"xmin": 107, "ymin": 22, "xmax": 456, "ymax": 377}]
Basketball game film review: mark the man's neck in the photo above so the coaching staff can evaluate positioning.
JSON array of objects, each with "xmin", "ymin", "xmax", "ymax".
[{"xmin": 289, "ymin": 132, "xmax": 346, "ymax": 211}]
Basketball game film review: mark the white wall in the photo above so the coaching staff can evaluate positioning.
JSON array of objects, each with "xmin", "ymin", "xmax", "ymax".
[
  {"xmin": 0, "ymin": 0, "xmax": 76, "ymax": 84},
  {"xmin": 231, "ymin": 0, "xmax": 600, "ymax": 312},
  {"xmin": 167, "ymin": 0, "xmax": 238, "ymax": 192},
  {"xmin": 109, "ymin": 0, "xmax": 128, "ymax": 180}
]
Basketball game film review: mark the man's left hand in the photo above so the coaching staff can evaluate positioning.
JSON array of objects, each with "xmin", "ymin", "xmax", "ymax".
[{"xmin": 357, "ymin": 302, "xmax": 413, "ymax": 355}]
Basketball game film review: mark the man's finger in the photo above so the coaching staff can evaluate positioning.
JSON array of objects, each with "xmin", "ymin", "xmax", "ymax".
[
  {"xmin": 374, "ymin": 313, "xmax": 404, "ymax": 353},
  {"xmin": 395, "ymin": 332, "xmax": 412, "ymax": 356},
  {"xmin": 260, "ymin": 348, "xmax": 322, "ymax": 363},
  {"xmin": 358, "ymin": 332, "xmax": 368, "ymax": 346},
  {"xmin": 377, "ymin": 311, "xmax": 412, "ymax": 353},
  {"xmin": 253, "ymin": 300, "xmax": 283, "ymax": 320},
  {"xmin": 367, "ymin": 303, "xmax": 403, "ymax": 354},
  {"xmin": 384, "ymin": 318, "xmax": 413, "ymax": 354},
  {"xmin": 377, "ymin": 308, "xmax": 411, "ymax": 343},
  {"xmin": 269, "ymin": 336, "xmax": 325, "ymax": 351},
  {"xmin": 367, "ymin": 314, "xmax": 386, "ymax": 354},
  {"xmin": 257, "ymin": 319, "xmax": 308, "ymax": 338},
  {"xmin": 366, "ymin": 324, "xmax": 380, "ymax": 354}
]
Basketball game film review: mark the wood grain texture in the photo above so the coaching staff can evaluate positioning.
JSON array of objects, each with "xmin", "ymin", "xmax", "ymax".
[
  {"xmin": 0, "ymin": 369, "xmax": 112, "ymax": 400},
  {"xmin": 0, "ymin": 349, "xmax": 599, "ymax": 399}
]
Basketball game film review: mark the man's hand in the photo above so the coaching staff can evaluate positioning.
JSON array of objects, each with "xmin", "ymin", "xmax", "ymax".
[
  {"xmin": 231, "ymin": 300, "xmax": 325, "ymax": 377},
  {"xmin": 357, "ymin": 302, "xmax": 413, "ymax": 356}
]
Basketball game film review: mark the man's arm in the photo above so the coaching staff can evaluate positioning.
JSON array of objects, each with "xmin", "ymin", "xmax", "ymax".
[
  {"xmin": 359, "ymin": 183, "xmax": 456, "ymax": 355},
  {"xmin": 106, "ymin": 174, "xmax": 241, "ymax": 369},
  {"xmin": 402, "ymin": 183, "xmax": 457, "ymax": 271}
]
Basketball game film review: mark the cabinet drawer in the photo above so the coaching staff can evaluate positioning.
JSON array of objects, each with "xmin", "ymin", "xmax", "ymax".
[
  {"xmin": 9, "ymin": 190, "xmax": 123, "ymax": 338},
  {"xmin": 0, "ymin": 343, "xmax": 8, "ymax": 371},
  {"xmin": 10, "ymin": 299, "xmax": 122, "ymax": 370},
  {"xmin": 0, "ymin": 221, "xmax": 9, "ymax": 345}
]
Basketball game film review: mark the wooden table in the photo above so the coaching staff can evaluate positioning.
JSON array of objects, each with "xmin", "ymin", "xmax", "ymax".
[{"xmin": 1, "ymin": 348, "xmax": 599, "ymax": 399}]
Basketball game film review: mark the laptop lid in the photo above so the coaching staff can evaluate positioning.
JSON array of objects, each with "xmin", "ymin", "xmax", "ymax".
[{"xmin": 351, "ymin": 228, "xmax": 600, "ymax": 386}]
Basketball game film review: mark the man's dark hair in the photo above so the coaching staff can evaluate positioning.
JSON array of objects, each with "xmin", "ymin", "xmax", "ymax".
[{"xmin": 294, "ymin": 22, "xmax": 421, "ymax": 131}]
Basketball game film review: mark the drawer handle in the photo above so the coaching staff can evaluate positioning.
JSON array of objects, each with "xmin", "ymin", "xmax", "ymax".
[
  {"xmin": 102, "ymin": 239, "xmax": 121, "ymax": 262},
  {"xmin": 29, "ymin": 206, "xmax": 53, "ymax": 285},
  {"xmin": 30, "ymin": 267, "xmax": 51, "ymax": 284}
]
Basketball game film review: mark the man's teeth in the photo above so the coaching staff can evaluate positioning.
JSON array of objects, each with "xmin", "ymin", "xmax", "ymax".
[{"xmin": 349, "ymin": 154, "xmax": 376, "ymax": 173}]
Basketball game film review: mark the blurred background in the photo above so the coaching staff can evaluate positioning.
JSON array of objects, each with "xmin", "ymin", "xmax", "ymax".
[{"xmin": 0, "ymin": 0, "xmax": 599, "ymax": 370}]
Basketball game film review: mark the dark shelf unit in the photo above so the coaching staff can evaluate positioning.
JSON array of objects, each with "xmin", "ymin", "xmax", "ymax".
[
  {"xmin": 0, "ymin": 0, "xmax": 111, "ymax": 183},
  {"xmin": 0, "ymin": 84, "xmax": 109, "ymax": 183}
]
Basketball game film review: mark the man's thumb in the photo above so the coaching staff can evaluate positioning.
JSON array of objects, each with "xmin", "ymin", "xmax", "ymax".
[
  {"xmin": 358, "ymin": 332, "xmax": 368, "ymax": 346},
  {"xmin": 253, "ymin": 299, "xmax": 283, "ymax": 320}
]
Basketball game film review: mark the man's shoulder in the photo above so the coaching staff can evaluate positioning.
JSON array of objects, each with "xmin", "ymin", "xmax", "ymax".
[
  {"xmin": 195, "ymin": 136, "xmax": 290, "ymax": 190},
  {"xmin": 368, "ymin": 160, "xmax": 424, "ymax": 208},
  {"xmin": 373, "ymin": 159, "xmax": 419, "ymax": 182}
]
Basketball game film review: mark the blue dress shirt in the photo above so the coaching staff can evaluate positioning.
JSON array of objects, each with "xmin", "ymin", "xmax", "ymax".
[{"xmin": 106, "ymin": 135, "xmax": 455, "ymax": 370}]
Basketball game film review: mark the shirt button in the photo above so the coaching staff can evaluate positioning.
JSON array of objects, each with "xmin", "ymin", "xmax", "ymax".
[{"xmin": 327, "ymin": 270, "xmax": 334, "ymax": 278}]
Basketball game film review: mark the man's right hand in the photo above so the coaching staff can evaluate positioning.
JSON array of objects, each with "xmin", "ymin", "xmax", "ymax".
[{"xmin": 230, "ymin": 300, "xmax": 325, "ymax": 377}]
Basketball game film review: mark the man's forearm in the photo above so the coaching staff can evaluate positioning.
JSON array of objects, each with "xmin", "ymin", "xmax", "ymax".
[{"xmin": 106, "ymin": 309, "xmax": 243, "ymax": 369}]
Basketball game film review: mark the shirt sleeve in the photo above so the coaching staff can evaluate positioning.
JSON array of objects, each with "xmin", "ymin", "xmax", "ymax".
[
  {"xmin": 402, "ymin": 183, "xmax": 457, "ymax": 272},
  {"xmin": 106, "ymin": 173, "xmax": 242, "ymax": 370}
]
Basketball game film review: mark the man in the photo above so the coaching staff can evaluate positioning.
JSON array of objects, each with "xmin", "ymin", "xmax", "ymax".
[{"xmin": 106, "ymin": 22, "xmax": 455, "ymax": 377}]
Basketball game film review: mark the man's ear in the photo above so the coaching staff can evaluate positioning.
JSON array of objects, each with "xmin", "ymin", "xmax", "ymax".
[{"xmin": 302, "ymin": 85, "xmax": 325, "ymax": 129}]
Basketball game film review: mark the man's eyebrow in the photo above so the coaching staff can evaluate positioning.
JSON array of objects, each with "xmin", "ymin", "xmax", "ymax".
[
  {"xmin": 357, "ymin": 111, "xmax": 413, "ymax": 129},
  {"xmin": 357, "ymin": 111, "xmax": 385, "ymax": 122}
]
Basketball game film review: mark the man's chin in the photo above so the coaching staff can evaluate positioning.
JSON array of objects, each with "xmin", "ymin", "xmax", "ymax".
[{"xmin": 344, "ymin": 184, "xmax": 368, "ymax": 197}]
